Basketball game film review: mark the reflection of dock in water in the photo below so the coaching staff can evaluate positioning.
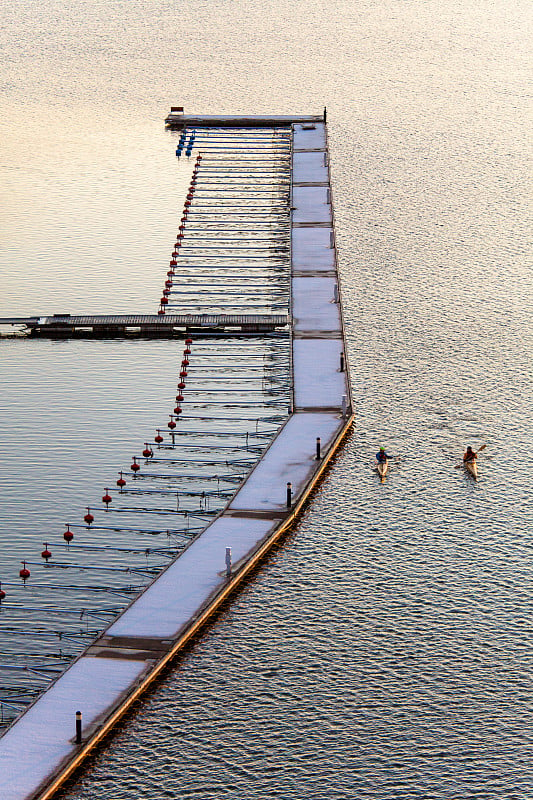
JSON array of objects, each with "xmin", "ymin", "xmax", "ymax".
[{"xmin": 0, "ymin": 109, "xmax": 353, "ymax": 800}]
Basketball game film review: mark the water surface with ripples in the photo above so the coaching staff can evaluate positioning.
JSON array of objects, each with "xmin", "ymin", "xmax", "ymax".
[{"xmin": 1, "ymin": 0, "xmax": 531, "ymax": 796}]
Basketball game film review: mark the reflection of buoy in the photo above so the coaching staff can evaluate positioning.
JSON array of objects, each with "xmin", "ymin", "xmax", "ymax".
[
  {"xmin": 41, "ymin": 543, "xmax": 52, "ymax": 562},
  {"xmin": 84, "ymin": 508, "xmax": 94, "ymax": 525},
  {"xmin": 102, "ymin": 489, "xmax": 112, "ymax": 507},
  {"xmin": 143, "ymin": 443, "xmax": 153, "ymax": 458},
  {"xmin": 64, "ymin": 525, "xmax": 74, "ymax": 543},
  {"xmin": 19, "ymin": 561, "xmax": 30, "ymax": 582},
  {"xmin": 117, "ymin": 472, "xmax": 126, "ymax": 488},
  {"xmin": 131, "ymin": 457, "xmax": 140, "ymax": 472},
  {"xmin": 154, "ymin": 430, "xmax": 164, "ymax": 444}
]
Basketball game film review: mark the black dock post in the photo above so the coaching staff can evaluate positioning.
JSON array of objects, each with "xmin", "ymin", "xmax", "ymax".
[{"xmin": 75, "ymin": 710, "xmax": 82, "ymax": 744}]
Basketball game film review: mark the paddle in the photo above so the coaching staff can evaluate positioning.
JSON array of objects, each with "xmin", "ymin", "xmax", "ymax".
[{"xmin": 455, "ymin": 444, "xmax": 486, "ymax": 468}]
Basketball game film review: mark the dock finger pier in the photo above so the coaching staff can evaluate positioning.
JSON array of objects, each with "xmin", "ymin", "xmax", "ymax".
[{"xmin": 0, "ymin": 108, "xmax": 353, "ymax": 800}]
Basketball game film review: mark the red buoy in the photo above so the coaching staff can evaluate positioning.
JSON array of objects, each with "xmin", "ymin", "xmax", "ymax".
[
  {"xmin": 184, "ymin": 347, "xmax": 191, "ymax": 355},
  {"xmin": 168, "ymin": 414, "xmax": 176, "ymax": 429},
  {"xmin": 165, "ymin": 280, "xmax": 172, "ymax": 289},
  {"xmin": 143, "ymin": 443, "xmax": 153, "ymax": 458},
  {"xmin": 117, "ymin": 471, "xmax": 126, "ymax": 488},
  {"xmin": 176, "ymin": 393, "xmax": 184, "ymax": 402},
  {"xmin": 179, "ymin": 370, "xmax": 187, "ymax": 378},
  {"xmin": 176, "ymin": 233, "xmax": 183, "ymax": 240},
  {"xmin": 178, "ymin": 381, "xmax": 186, "ymax": 390},
  {"xmin": 158, "ymin": 309, "xmax": 165, "ymax": 316},
  {"xmin": 102, "ymin": 489, "xmax": 112, "ymax": 506},
  {"xmin": 160, "ymin": 297, "xmax": 168, "ymax": 305},
  {"xmin": 64, "ymin": 525, "xmax": 74, "ymax": 543},
  {"xmin": 184, "ymin": 200, "xmax": 191, "ymax": 208},
  {"xmin": 84, "ymin": 507, "xmax": 94, "ymax": 525},
  {"xmin": 41, "ymin": 543, "xmax": 52, "ymax": 561},
  {"xmin": 182, "ymin": 358, "xmax": 189, "ymax": 366},
  {"xmin": 0, "ymin": 583, "xmax": 6, "ymax": 601},
  {"xmin": 170, "ymin": 259, "xmax": 177, "ymax": 266},
  {"xmin": 167, "ymin": 270, "xmax": 175, "ymax": 277},
  {"xmin": 19, "ymin": 561, "xmax": 30, "ymax": 582},
  {"xmin": 174, "ymin": 406, "xmax": 182, "ymax": 414},
  {"xmin": 131, "ymin": 457, "xmax": 140, "ymax": 472},
  {"xmin": 179, "ymin": 224, "xmax": 185, "ymax": 231},
  {"xmin": 155, "ymin": 430, "xmax": 164, "ymax": 444},
  {"xmin": 163, "ymin": 289, "xmax": 170, "ymax": 297},
  {"xmin": 185, "ymin": 337, "xmax": 193, "ymax": 345}
]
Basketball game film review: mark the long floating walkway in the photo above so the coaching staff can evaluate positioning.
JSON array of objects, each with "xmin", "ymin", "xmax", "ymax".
[{"xmin": 0, "ymin": 111, "xmax": 353, "ymax": 800}]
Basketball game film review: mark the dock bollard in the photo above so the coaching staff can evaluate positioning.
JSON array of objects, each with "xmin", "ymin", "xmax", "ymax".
[
  {"xmin": 75, "ymin": 710, "xmax": 82, "ymax": 744},
  {"xmin": 340, "ymin": 351, "xmax": 345, "ymax": 372},
  {"xmin": 225, "ymin": 547, "xmax": 232, "ymax": 577},
  {"xmin": 316, "ymin": 437, "xmax": 321, "ymax": 460},
  {"xmin": 286, "ymin": 482, "xmax": 292, "ymax": 508}
]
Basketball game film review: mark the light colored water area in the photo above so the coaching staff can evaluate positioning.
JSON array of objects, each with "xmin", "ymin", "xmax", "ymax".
[{"xmin": 1, "ymin": 0, "xmax": 532, "ymax": 796}]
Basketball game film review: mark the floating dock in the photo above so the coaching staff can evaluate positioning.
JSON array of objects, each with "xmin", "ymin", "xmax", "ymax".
[
  {"xmin": 0, "ymin": 314, "xmax": 289, "ymax": 337},
  {"xmin": 0, "ymin": 110, "xmax": 353, "ymax": 800}
]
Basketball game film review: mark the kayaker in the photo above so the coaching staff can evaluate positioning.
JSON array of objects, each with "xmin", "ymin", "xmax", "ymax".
[
  {"xmin": 376, "ymin": 447, "xmax": 389, "ymax": 463},
  {"xmin": 463, "ymin": 446, "xmax": 477, "ymax": 463}
]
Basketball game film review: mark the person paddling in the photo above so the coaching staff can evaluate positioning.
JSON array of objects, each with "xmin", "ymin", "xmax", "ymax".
[
  {"xmin": 376, "ymin": 447, "xmax": 389, "ymax": 463},
  {"xmin": 463, "ymin": 446, "xmax": 477, "ymax": 464},
  {"xmin": 375, "ymin": 447, "xmax": 390, "ymax": 481}
]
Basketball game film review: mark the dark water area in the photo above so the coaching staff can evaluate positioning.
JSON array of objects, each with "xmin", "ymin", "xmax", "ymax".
[{"xmin": 1, "ymin": 0, "xmax": 532, "ymax": 796}]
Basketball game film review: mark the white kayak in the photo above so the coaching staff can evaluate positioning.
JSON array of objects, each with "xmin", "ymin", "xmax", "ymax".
[
  {"xmin": 376, "ymin": 460, "xmax": 388, "ymax": 481},
  {"xmin": 464, "ymin": 459, "xmax": 478, "ymax": 479}
]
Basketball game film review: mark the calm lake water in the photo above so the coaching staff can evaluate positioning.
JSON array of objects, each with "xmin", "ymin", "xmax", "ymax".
[{"xmin": 1, "ymin": 0, "xmax": 532, "ymax": 797}]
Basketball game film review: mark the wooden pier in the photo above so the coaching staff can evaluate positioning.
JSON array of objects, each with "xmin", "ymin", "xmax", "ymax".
[
  {"xmin": 0, "ymin": 314, "xmax": 289, "ymax": 338},
  {"xmin": 0, "ymin": 110, "xmax": 352, "ymax": 800}
]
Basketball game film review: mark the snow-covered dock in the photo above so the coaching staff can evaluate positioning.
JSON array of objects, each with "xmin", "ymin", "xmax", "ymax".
[{"xmin": 0, "ymin": 113, "xmax": 352, "ymax": 800}]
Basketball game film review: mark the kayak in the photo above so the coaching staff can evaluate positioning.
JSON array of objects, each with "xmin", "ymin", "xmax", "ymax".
[
  {"xmin": 464, "ymin": 459, "xmax": 478, "ymax": 479},
  {"xmin": 376, "ymin": 460, "xmax": 388, "ymax": 481}
]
